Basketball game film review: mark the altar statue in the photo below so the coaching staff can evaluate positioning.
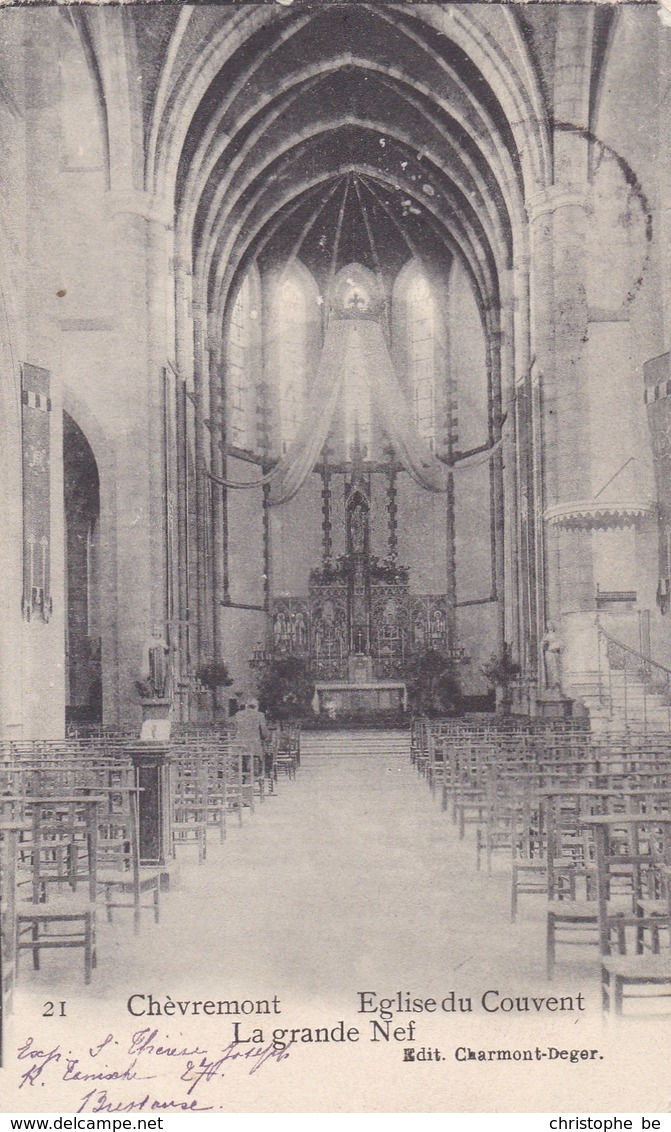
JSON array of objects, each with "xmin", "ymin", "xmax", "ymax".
[{"xmin": 350, "ymin": 501, "xmax": 367, "ymax": 554}]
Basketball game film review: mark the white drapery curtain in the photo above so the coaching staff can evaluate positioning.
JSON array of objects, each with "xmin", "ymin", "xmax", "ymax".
[{"xmin": 204, "ymin": 313, "xmax": 500, "ymax": 504}]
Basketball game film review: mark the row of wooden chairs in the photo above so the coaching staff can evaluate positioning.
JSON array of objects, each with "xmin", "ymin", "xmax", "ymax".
[
  {"xmin": 167, "ymin": 724, "xmax": 301, "ymax": 863},
  {"xmin": 1, "ymin": 724, "xmax": 303, "ymax": 1010},
  {"xmin": 413, "ymin": 716, "xmax": 671, "ymax": 1016},
  {"xmin": 1, "ymin": 760, "xmax": 161, "ymax": 999}
]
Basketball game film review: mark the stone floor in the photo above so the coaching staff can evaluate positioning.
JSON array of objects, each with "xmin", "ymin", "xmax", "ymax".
[{"xmin": 5, "ymin": 742, "xmax": 671, "ymax": 1112}]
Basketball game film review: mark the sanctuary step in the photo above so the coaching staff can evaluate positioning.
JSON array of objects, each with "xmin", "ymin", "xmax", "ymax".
[{"xmin": 300, "ymin": 729, "xmax": 410, "ymax": 758}]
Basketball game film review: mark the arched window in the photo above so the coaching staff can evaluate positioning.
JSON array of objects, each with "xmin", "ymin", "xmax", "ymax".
[
  {"xmin": 333, "ymin": 264, "xmax": 379, "ymax": 459},
  {"xmin": 394, "ymin": 262, "xmax": 445, "ymax": 452},
  {"xmin": 407, "ymin": 272, "xmax": 436, "ymax": 448},
  {"xmin": 277, "ymin": 274, "xmax": 307, "ymax": 453},
  {"xmin": 226, "ymin": 271, "xmax": 258, "ymax": 452}
]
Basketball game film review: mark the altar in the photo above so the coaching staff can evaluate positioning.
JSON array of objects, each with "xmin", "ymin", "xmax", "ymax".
[{"xmin": 314, "ymin": 680, "xmax": 407, "ymax": 721}]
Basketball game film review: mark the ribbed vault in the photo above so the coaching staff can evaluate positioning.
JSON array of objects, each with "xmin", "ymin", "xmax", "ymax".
[{"xmin": 165, "ymin": 3, "xmax": 548, "ymax": 334}]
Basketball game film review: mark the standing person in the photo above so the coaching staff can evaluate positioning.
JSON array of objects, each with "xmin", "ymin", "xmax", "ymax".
[{"xmin": 235, "ymin": 697, "xmax": 269, "ymax": 788}]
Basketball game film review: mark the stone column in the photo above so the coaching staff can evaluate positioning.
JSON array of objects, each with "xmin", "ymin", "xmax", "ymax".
[
  {"xmin": 22, "ymin": 23, "xmax": 66, "ymax": 737},
  {"xmin": 192, "ymin": 300, "xmax": 213, "ymax": 665},
  {"xmin": 104, "ymin": 190, "xmax": 171, "ymax": 729},
  {"xmin": 497, "ymin": 282, "xmax": 519, "ymax": 656},
  {"xmin": 511, "ymin": 256, "xmax": 540, "ymax": 672},
  {"xmin": 658, "ymin": 10, "xmax": 671, "ymax": 352},
  {"xmin": 528, "ymin": 190, "xmax": 556, "ymax": 634},
  {"xmin": 209, "ymin": 326, "xmax": 228, "ymax": 680},
  {"xmin": 171, "ymin": 258, "xmax": 194, "ymax": 714},
  {"xmin": 528, "ymin": 186, "xmax": 595, "ymax": 635}
]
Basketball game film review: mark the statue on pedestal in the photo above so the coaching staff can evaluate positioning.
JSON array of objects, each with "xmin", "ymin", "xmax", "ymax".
[
  {"xmin": 139, "ymin": 627, "xmax": 171, "ymax": 699},
  {"xmin": 542, "ymin": 623, "xmax": 563, "ymax": 692}
]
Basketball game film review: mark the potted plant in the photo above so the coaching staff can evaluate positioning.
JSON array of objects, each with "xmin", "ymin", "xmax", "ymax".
[
  {"xmin": 195, "ymin": 658, "xmax": 233, "ymax": 717},
  {"xmin": 481, "ymin": 643, "xmax": 521, "ymax": 715},
  {"xmin": 407, "ymin": 648, "xmax": 463, "ymax": 717},
  {"xmin": 258, "ymin": 656, "xmax": 315, "ymax": 722}
]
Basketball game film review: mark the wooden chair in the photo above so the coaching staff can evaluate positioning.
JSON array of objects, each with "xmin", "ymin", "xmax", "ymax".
[
  {"xmin": 1, "ymin": 826, "xmax": 18, "ymax": 1063},
  {"xmin": 16, "ymin": 796, "xmax": 99, "ymax": 984},
  {"xmin": 586, "ymin": 813, "xmax": 671, "ymax": 1016},
  {"xmin": 411, "ymin": 718, "xmax": 430, "ymax": 777},
  {"xmin": 545, "ymin": 793, "xmax": 601, "ymax": 978},
  {"xmin": 510, "ymin": 791, "xmax": 546, "ymax": 918},
  {"xmin": 273, "ymin": 730, "xmax": 299, "ymax": 780},
  {"xmin": 202, "ymin": 743, "xmax": 228, "ymax": 842},
  {"xmin": 97, "ymin": 788, "xmax": 160, "ymax": 934},
  {"xmin": 171, "ymin": 759, "xmax": 208, "ymax": 863},
  {"xmin": 224, "ymin": 745, "xmax": 245, "ymax": 826}
]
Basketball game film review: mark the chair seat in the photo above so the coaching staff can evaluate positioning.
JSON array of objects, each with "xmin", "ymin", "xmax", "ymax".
[
  {"xmin": 18, "ymin": 896, "xmax": 96, "ymax": 917},
  {"xmin": 546, "ymin": 901, "xmax": 598, "ymax": 920},
  {"xmin": 602, "ymin": 955, "xmax": 671, "ymax": 978},
  {"xmin": 99, "ymin": 868, "xmax": 160, "ymax": 890},
  {"xmin": 636, "ymin": 899, "xmax": 670, "ymax": 917}
]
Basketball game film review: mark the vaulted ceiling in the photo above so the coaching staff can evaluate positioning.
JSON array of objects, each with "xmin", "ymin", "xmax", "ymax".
[
  {"xmin": 171, "ymin": 4, "xmax": 537, "ymax": 326},
  {"xmin": 90, "ymin": 3, "xmax": 616, "ymax": 331}
]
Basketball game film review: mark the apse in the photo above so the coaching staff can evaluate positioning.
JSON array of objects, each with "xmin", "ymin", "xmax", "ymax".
[
  {"xmin": 170, "ymin": 2, "xmax": 520, "ymax": 701},
  {"xmin": 217, "ymin": 241, "xmax": 494, "ymax": 701}
]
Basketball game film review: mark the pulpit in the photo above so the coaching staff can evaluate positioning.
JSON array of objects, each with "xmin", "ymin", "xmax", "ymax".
[{"xmin": 125, "ymin": 743, "xmax": 173, "ymax": 870}]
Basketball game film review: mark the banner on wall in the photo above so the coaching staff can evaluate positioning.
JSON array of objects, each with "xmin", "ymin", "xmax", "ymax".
[
  {"xmin": 643, "ymin": 351, "xmax": 671, "ymax": 614},
  {"xmin": 20, "ymin": 362, "xmax": 52, "ymax": 622}
]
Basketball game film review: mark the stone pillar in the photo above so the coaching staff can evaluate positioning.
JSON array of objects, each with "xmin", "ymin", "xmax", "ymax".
[
  {"xmin": 22, "ymin": 22, "xmax": 66, "ymax": 738},
  {"xmin": 528, "ymin": 200, "xmax": 555, "ymax": 685},
  {"xmin": 584, "ymin": 122, "xmax": 657, "ymax": 609},
  {"xmin": 511, "ymin": 256, "xmax": 540, "ymax": 672},
  {"xmin": 104, "ymin": 190, "xmax": 171, "ymax": 729},
  {"xmin": 658, "ymin": 12, "xmax": 671, "ymax": 352},
  {"xmin": 528, "ymin": 187, "xmax": 594, "ymax": 636},
  {"xmin": 497, "ymin": 288, "xmax": 519, "ymax": 655},
  {"xmin": 192, "ymin": 300, "xmax": 213, "ymax": 666},
  {"xmin": 552, "ymin": 189, "xmax": 594, "ymax": 614},
  {"xmin": 209, "ymin": 328, "xmax": 228, "ymax": 681},
  {"xmin": 171, "ymin": 258, "xmax": 194, "ymax": 716},
  {"xmin": 0, "ymin": 0, "xmax": 27, "ymax": 741}
]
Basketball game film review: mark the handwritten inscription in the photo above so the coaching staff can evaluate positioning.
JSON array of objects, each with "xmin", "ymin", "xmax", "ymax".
[{"xmin": 15, "ymin": 1030, "xmax": 294, "ymax": 1113}]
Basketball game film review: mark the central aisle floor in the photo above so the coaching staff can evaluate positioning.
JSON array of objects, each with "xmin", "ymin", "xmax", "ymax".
[{"xmin": 16, "ymin": 743, "xmax": 591, "ymax": 1002}]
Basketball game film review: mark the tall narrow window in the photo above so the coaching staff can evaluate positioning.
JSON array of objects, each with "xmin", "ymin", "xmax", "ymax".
[
  {"xmin": 278, "ymin": 275, "xmax": 307, "ymax": 452},
  {"xmin": 226, "ymin": 272, "xmax": 256, "ymax": 451},
  {"xmin": 407, "ymin": 272, "xmax": 436, "ymax": 449},
  {"xmin": 344, "ymin": 332, "xmax": 372, "ymax": 458}
]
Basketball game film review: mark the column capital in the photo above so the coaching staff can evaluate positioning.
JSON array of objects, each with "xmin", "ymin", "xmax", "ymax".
[
  {"xmin": 526, "ymin": 187, "xmax": 590, "ymax": 223},
  {"xmin": 105, "ymin": 190, "xmax": 172, "ymax": 227}
]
